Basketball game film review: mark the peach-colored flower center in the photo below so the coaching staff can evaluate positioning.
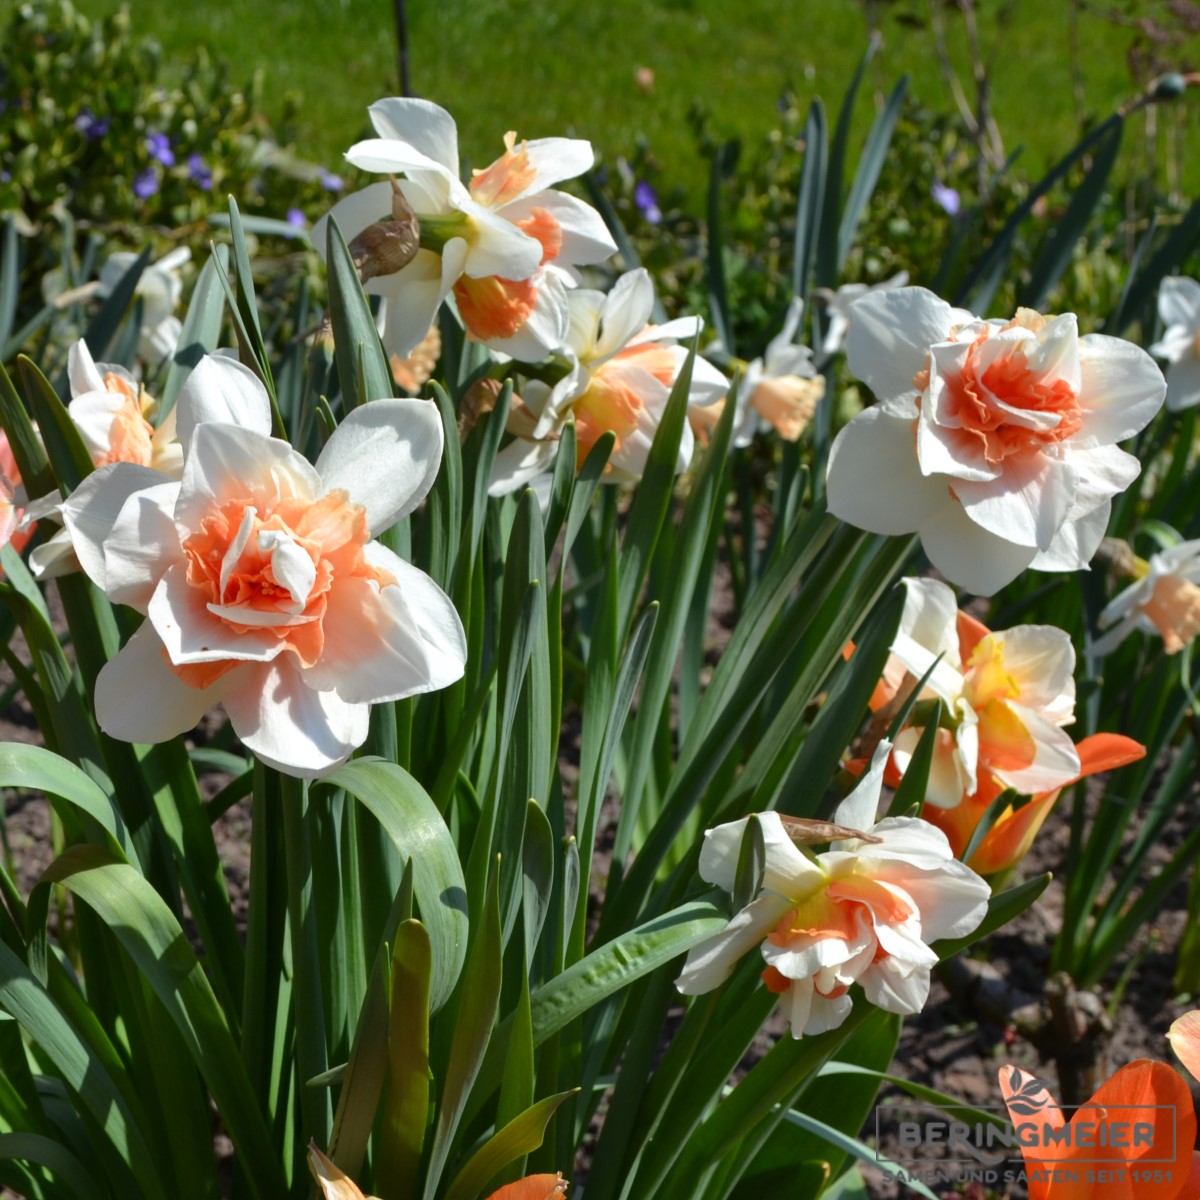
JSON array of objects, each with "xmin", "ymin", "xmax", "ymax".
[
  {"xmin": 454, "ymin": 275, "xmax": 538, "ymax": 342},
  {"xmin": 1143, "ymin": 573, "xmax": 1200, "ymax": 655},
  {"xmin": 171, "ymin": 490, "xmax": 392, "ymax": 688},
  {"xmin": 470, "ymin": 131, "xmax": 536, "ymax": 208},
  {"xmin": 964, "ymin": 635, "xmax": 1037, "ymax": 774},
  {"xmin": 572, "ymin": 366, "xmax": 643, "ymax": 467},
  {"xmin": 453, "ymin": 207, "xmax": 563, "ymax": 344},
  {"xmin": 917, "ymin": 315, "xmax": 1082, "ymax": 465},
  {"xmin": 99, "ymin": 372, "xmax": 155, "ymax": 467},
  {"xmin": 751, "ymin": 375, "xmax": 823, "ymax": 441}
]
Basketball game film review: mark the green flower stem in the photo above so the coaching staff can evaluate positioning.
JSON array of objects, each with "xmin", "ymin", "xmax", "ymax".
[{"xmin": 280, "ymin": 769, "xmax": 332, "ymax": 1160}]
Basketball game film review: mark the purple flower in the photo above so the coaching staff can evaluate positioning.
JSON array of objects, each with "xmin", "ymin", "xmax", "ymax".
[
  {"xmin": 146, "ymin": 131, "xmax": 175, "ymax": 167},
  {"xmin": 187, "ymin": 153, "xmax": 213, "ymax": 190},
  {"xmin": 320, "ymin": 170, "xmax": 345, "ymax": 192},
  {"xmin": 932, "ymin": 181, "xmax": 961, "ymax": 217},
  {"xmin": 634, "ymin": 180, "xmax": 662, "ymax": 225},
  {"xmin": 133, "ymin": 168, "xmax": 160, "ymax": 200},
  {"xmin": 74, "ymin": 108, "xmax": 110, "ymax": 140},
  {"xmin": 286, "ymin": 208, "xmax": 308, "ymax": 229}
]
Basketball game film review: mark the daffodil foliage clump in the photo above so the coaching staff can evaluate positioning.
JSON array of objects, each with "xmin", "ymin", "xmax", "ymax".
[{"xmin": 0, "ymin": 68, "xmax": 1197, "ymax": 1200}]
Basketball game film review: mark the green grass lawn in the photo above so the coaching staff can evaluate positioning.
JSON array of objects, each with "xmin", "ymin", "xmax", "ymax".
[{"xmin": 60, "ymin": 0, "xmax": 1200, "ymax": 204}]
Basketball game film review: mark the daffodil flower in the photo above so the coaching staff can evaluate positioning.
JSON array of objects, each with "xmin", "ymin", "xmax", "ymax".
[
  {"xmin": 826, "ymin": 287, "xmax": 1166, "ymax": 595},
  {"xmin": 695, "ymin": 298, "xmax": 824, "ymax": 448},
  {"xmin": 97, "ymin": 247, "xmax": 190, "ymax": 366},
  {"xmin": 489, "ymin": 268, "xmax": 728, "ymax": 494},
  {"xmin": 27, "ymin": 340, "xmax": 184, "ymax": 580},
  {"xmin": 1093, "ymin": 538, "xmax": 1200, "ymax": 655},
  {"xmin": 60, "ymin": 354, "xmax": 466, "ymax": 779},
  {"xmin": 675, "ymin": 742, "xmax": 990, "ymax": 1038},
  {"xmin": 1150, "ymin": 276, "xmax": 1200, "ymax": 412},
  {"xmin": 316, "ymin": 98, "xmax": 615, "ymax": 362}
]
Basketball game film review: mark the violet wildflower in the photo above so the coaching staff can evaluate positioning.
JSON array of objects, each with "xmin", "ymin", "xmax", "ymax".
[
  {"xmin": 146, "ymin": 132, "xmax": 175, "ymax": 167},
  {"xmin": 187, "ymin": 154, "xmax": 213, "ymax": 190},
  {"xmin": 634, "ymin": 180, "xmax": 662, "ymax": 225},
  {"xmin": 932, "ymin": 181, "xmax": 961, "ymax": 216},
  {"xmin": 133, "ymin": 168, "xmax": 160, "ymax": 200}
]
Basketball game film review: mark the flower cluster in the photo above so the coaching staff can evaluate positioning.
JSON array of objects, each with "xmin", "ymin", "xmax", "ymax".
[
  {"xmin": 869, "ymin": 577, "xmax": 1143, "ymax": 873},
  {"xmin": 316, "ymin": 98, "xmax": 618, "ymax": 364},
  {"xmin": 676, "ymin": 743, "xmax": 990, "ymax": 1037},
  {"xmin": 827, "ymin": 287, "xmax": 1166, "ymax": 595},
  {"xmin": 60, "ymin": 355, "xmax": 466, "ymax": 778}
]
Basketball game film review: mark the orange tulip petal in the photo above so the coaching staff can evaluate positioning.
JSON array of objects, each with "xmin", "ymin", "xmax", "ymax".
[
  {"xmin": 487, "ymin": 1174, "xmax": 569, "ymax": 1200},
  {"xmin": 1072, "ymin": 733, "xmax": 1146, "ymax": 780}
]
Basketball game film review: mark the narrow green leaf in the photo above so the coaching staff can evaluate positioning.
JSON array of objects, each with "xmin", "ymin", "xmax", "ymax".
[
  {"xmin": 0, "ymin": 1132, "xmax": 95, "ymax": 1200},
  {"xmin": 28, "ymin": 849, "xmax": 286, "ymax": 1200},
  {"xmin": 522, "ymin": 800, "xmax": 555, "ymax": 968},
  {"xmin": 423, "ymin": 863, "xmax": 502, "ymax": 1200},
  {"xmin": 325, "ymin": 216, "xmax": 393, "ymax": 407},
  {"xmin": 321, "ymin": 759, "xmax": 468, "ymax": 1012},
  {"xmin": 1020, "ymin": 118, "xmax": 1122, "ymax": 311},
  {"xmin": 0, "ymin": 359, "xmax": 53, "ymax": 499},
  {"xmin": 706, "ymin": 141, "xmax": 737, "ymax": 354},
  {"xmin": 82, "ymin": 248, "xmax": 150, "ymax": 363},
  {"xmin": 837, "ymin": 75, "xmax": 908, "ymax": 271},
  {"xmin": 160, "ymin": 245, "xmax": 230, "ymax": 417},
  {"xmin": 887, "ymin": 706, "xmax": 945, "ymax": 819},
  {"xmin": 792, "ymin": 99, "xmax": 827, "ymax": 301},
  {"xmin": 731, "ymin": 816, "xmax": 766, "ymax": 914},
  {"xmin": 442, "ymin": 1089, "xmax": 578, "ymax": 1200},
  {"xmin": 17, "ymin": 356, "xmax": 94, "ymax": 494},
  {"xmin": 376, "ymin": 919, "xmax": 432, "ymax": 1198}
]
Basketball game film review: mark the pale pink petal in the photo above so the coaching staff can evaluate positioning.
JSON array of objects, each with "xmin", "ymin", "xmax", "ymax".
[
  {"xmin": 1074, "ymin": 334, "xmax": 1165, "ymax": 445},
  {"xmin": 314, "ymin": 399, "xmax": 443, "ymax": 535},
  {"xmin": 174, "ymin": 355, "xmax": 274, "ymax": 453},
  {"xmin": 783, "ymin": 977, "xmax": 815, "ymax": 1037},
  {"xmin": 919, "ymin": 499, "xmax": 1037, "ymax": 596},
  {"xmin": 222, "ymin": 658, "xmax": 370, "ymax": 780},
  {"xmin": 893, "ymin": 727, "xmax": 969, "ymax": 809},
  {"xmin": 952, "ymin": 453, "xmax": 1078, "ymax": 552},
  {"xmin": 28, "ymin": 529, "xmax": 78, "ymax": 580},
  {"xmin": 104, "ymin": 482, "xmax": 182, "ymax": 611},
  {"xmin": 366, "ymin": 97, "xmax": 460, "ymax": 174},
  {"xmin": 896, "ymin": 577, "xmax": 963, "ymax": 672},
  {"xmin": 826, "ymin": 407, "xmax": 945, "ymax": 536},
  {"xmin": 148, "ymin": 562, "xmax": 283, "ymax": 664},
  {"xmin": 675, "ymin": 891, "xmax": 793, "ymax": 995},
  {"xmin": 175, "ymin": 424, "xmax": 320, "ymax": 540},
  {"xmin": 95, "ymin": 621, "xmax": 229, "ymax": 744},
  {"xmin": 61, "ymin": 463, "xmax": 173, "ymax": 594},
  {"xmin": 833, "ymin": 739, "xmax": 891, "ymax": 833}
]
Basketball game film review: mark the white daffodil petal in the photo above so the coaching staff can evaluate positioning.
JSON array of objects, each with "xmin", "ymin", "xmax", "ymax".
[
  {"xmin": 675, "ymin": 891, "xmax": 793, "ymax": 995},
  {"xmin": 95, "ymin": 621, "xmax": 229, "ymax": 744},
  {"xmin": 223, "ymin": 658, "xmax": 370, "ymax": 780},
  {"xmin": 367, "ymin": 97, "xmax": 460, "ymax": 174},
  {"xmin": 919, "ymin": 500, "xmax": 1038, "ymax": 597},
  {"xmin": 104, "ymin": 482, "xmax": 182, "ymax": 611},
  {"xmin": 826, "ymin": 408, "xmax": 945, "ymax": 536},
  {"xmin": 175, "ymin": 356, "xmax": 274, "ymax": 452},
  {"xmin": 61, "ymin": 462, "xmax": 173, "ymax": 595},
  {"xmin": 314, "ymin": 399, "xmax": 443, "ymax": 535}
]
